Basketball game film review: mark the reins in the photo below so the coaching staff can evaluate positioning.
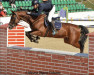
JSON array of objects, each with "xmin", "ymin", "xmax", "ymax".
[
  {"xmin": 32, "ymin": 15, "xmax": 47, "ymax": 25},
  {"xmin": 9, "ymin": 12, "xmax": 19, "ymax": 27}
]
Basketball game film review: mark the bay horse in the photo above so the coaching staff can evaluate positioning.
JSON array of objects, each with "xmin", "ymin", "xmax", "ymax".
[{"xmin": 8, "ymin": 11, "xmax": 89, "ymax": 53}]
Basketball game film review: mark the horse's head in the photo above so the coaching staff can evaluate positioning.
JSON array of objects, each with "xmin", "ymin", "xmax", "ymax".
[{"xmin": 8, "ymin": 11, "xmax": 20, "ymax": 30}]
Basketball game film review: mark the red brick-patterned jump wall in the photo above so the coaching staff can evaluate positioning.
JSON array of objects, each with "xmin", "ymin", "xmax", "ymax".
[
  {"xmin": 8, "ymin": 24, "xmax": 25, "ymax": 47},
  {"xmin": 0, "ymin": 23, "xmax": 25, "ymax": 47},
  {"xmin": 0, "ymin": 24, "xmax": 94, "ymax": 75}
]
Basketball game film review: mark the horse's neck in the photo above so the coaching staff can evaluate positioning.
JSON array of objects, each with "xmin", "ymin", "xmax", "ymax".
[
  {"xmin": 20, "ymin": 13, "xmax": 46, "ymax": 30},
  {"xmin": 32, "ymin": 14, "xmax": 46, "ymax": 30},
  {"xmin": 20, "ymin": 14, "xmax": 35, "ymax": 25},
  {"xmin": 33, "ymin": 14, "xmax": 46, "ymax": 25}
]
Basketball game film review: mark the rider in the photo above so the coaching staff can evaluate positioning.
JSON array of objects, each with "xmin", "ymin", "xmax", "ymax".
[{"xmin": 27, "ymin": 0, "xmax": 56, "ymax": 35}]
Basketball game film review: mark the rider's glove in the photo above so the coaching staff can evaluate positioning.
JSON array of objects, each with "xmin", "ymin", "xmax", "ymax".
[{"xmin": 27, "ymin": 12, "xmax": 31, "ymax": 15}]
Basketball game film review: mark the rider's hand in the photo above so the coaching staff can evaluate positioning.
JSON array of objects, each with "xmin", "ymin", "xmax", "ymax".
[{"xmin": 27, "ymin": 12, "xmax": 31, "ymax": 15}]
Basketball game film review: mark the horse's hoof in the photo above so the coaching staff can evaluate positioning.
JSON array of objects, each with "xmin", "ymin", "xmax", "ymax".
[
  {"xmin": 34, "ymin": 40, "xmax": 39, "ymax": 43},
  {"xmin": 35, "ymin": 41, "xmax": 39, "ymax": 43},
  {"xmin": 30, "ymin": 40, "xmax": 33, "ymax": 42},
  {"xmin": 30, "ymin": 38, "xmax": 34, "ymax": 42},
  {"xmin": 38, "ymin": 37, "xmax": 40, "ymax": 39},
  {"xmin": 36, "ymin": 36, "xmax": 40, "ymax": 40},
  {"xmin": 26, "ymin": 33, "xmax": 29, "ymax": 36}
]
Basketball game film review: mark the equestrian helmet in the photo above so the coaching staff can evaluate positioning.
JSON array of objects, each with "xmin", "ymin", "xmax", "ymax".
[{"xmin": 32, "ymin": 0, "xmax": 39, "ymax": 6}]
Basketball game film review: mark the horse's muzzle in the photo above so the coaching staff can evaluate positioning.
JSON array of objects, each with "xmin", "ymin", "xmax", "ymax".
[
  {"xmin": 8, "ymin": 24, "xmax": 14, "ymax": 30},
  {"xmin": 8, "ymin": 26, "xmax": 12, "ymax": 30}
]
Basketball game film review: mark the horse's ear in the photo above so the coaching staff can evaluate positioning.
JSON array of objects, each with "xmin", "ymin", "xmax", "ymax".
[
  {"xmin": 11, "ymin": 11, "xmax": 17, "ymax": 15},
  {"xmin": 11, "ymin": 11, "xmax": 15, "ymax": 14}
]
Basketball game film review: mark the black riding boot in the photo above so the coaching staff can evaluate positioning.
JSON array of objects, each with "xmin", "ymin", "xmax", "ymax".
[{"xmin": 49, "ymin": 22, "xmax": 56, "ymax": 35}]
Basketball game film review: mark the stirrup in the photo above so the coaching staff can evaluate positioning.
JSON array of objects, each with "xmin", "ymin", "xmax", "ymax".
[{"xmin": 52, "ymin": 30, "xmax": 56, "ymax": 35}]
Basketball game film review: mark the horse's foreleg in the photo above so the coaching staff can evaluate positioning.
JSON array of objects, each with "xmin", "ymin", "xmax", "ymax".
[
  {"xmin": 26, "ymin": 31, "xmax": 33, "ymax": 42},
  {"xmin": 30, "ymin": 31, "xmax": 42, "ymax": 43},
  {"xmin": 26, "ymin": 31, "xmax": 38, "ymax": 42},
  {"xmin": 30, "ymin": 31, "xmax": 42, "ymax": 36}
]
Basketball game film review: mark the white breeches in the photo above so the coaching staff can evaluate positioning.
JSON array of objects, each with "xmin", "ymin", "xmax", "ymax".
[{"xmin": 48, "ymin": 5, "xmax": 55, "ymax": 22}]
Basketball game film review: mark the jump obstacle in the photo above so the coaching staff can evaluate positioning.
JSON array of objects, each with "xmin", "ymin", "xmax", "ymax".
[
  {"xmin": 0, "ymin": 23, "xmax": 25, "ymax": 47},
  {"xmin": 0, "ymin": 23, "xmax": 94, "ymax": 75},
  {"xmin": 61, "ymin": 19, "xmax": 94, "ymax": 21}
]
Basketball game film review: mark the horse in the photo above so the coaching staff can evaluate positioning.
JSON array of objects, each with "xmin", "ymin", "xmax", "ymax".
[{"xmin": 8, "ymin": 10, "xmax": 89, "ymax": 53}]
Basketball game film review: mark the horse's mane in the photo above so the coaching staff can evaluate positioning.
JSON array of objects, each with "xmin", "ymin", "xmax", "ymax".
[
  {"xmin": 14, "ymin": 9, "xmax": 36, "ymax": 19},
  {"xmin": 16, "ymin": 9, "xmax": 29, "ymax": 11},
  {"xmin": 15, "ymin": 9, "xmax": 46, "ymax": 21}
]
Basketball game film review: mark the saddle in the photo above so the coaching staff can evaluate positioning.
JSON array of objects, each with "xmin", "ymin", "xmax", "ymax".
[
  {"xmin": 54, "ymin": 21, "xmax": 62, "ymax": 30},
  {"xmin": 44, "ymin": 16, "xmax": 62, "ymax": 37},
  {"xmin": 44, "ymin": 16, "xmax": 62, "ymax": 30}
]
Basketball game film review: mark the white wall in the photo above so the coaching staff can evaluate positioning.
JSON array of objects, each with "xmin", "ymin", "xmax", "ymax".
[
  {"xmin": 0, "ymin": 17, "xmax": 10, "ymax": 25},
  {"xmin": 54, "ymin": 11, "xmax": 94, "ymax": 19},
  {"xmin": 68, "ymin": 11, "xmax": 94, "ymax": 19},
  {"xmin": 54, "ymin": 11, "xmax": 94, "ymax": 27}
]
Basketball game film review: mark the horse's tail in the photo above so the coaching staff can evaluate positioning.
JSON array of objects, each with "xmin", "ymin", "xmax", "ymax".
[{"xmin": 79, "ymin": 25, "xmax": 89, "ymax": 53}]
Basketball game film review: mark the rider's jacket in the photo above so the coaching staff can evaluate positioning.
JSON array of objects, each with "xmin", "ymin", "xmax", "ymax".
[{"xmin": 31, "ymin": 1, "xmax": 53, "ymax": 16}]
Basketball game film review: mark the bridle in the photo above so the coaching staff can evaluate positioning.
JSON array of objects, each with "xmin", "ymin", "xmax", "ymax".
[
  {"xmin": 9, "ymin": 12, "xmax": 19, "ymax": 28},
  {"xmin": 13, "ymin": 13, "xmax": 19, "ymax": 23}
]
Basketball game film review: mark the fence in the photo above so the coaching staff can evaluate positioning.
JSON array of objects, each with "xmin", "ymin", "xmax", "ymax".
[{"xmin": 0, "ymin": 24, "xmax": 94, "ymax": 75}]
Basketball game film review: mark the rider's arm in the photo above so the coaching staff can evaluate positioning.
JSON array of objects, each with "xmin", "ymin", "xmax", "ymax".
[
  {"xmin": 31, "ymin": 9, "xmax": 37, "ymax": 13},
  {"xmin": 31, "ymin": 4, "xmax": 43, "ymax": 16}
]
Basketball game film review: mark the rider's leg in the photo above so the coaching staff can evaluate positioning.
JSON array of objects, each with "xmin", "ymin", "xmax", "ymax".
[
  {"xmin": 49, "ymin": 22, "xmax": 56, "ymax": 35},
  {"xmin": 48, "ymin": 5, "xmax": 56, "ymax": 35},
  {"xmin": 48, "ymin": 5, "xmax": 55, "ymax": 22}
]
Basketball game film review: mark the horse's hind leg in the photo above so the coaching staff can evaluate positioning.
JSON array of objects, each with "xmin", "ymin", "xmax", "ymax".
[
  {"xmin": 71, "ymin": 41, "xmax": 81, "ymax": 52},
  {"xmin": 64, "ymin": 37, "xmax": 70, "ymax": 44},
  {"xmin": 68, "ymin": 31, "xmax": 81, "ymax": 53},
  {"xmin": 64, "ymin": 37, "xmax": 81, "ymax": 52},
  {"xmin": 73, "ymin": 42, "xmax": 80, "ymax": 49}
]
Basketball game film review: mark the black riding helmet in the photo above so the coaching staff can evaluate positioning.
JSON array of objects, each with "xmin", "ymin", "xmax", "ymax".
[{"xmin": 32, "ymin": 0, "xmax": 39, "ymax": 6}]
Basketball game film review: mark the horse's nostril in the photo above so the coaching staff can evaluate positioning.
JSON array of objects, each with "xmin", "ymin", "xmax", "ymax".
[
  {"xmin": 8, "ymin": 26, "xmax": 10, "ymax": 28},
  {"xmin": 8, "ymin": 26, "xmax": 12, "ymax": 29}
]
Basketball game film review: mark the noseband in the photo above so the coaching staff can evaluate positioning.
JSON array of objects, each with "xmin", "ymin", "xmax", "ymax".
[{"xmin": 9, "ymin": 13, "xmax": 19, "ymax": 27}]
